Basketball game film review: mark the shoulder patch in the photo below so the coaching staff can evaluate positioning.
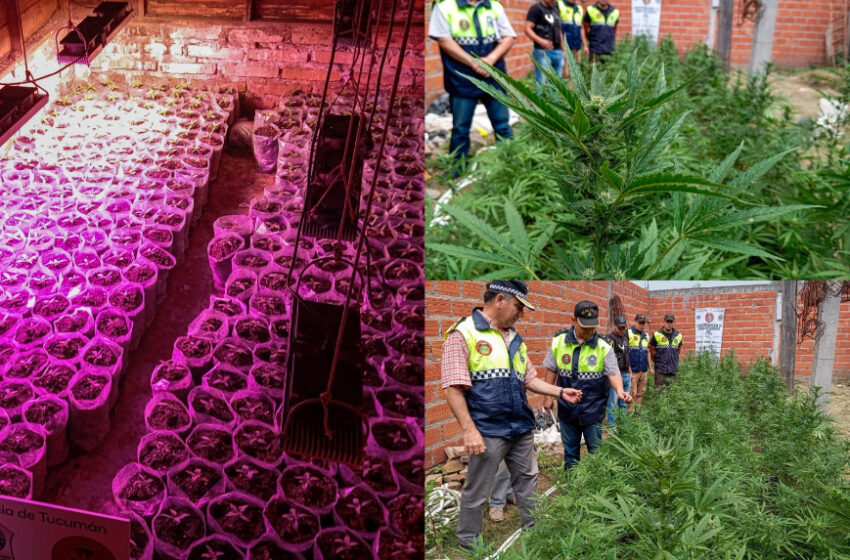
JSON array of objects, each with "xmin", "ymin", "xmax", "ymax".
[{"xmin": 554, "ymin": 328, "xmax": 570, "ymax": 337}]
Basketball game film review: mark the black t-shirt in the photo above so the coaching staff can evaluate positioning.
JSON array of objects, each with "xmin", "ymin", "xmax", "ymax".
[{"xmin": 526, "ymin": 2, "xmax": 562, "ymax": 50}]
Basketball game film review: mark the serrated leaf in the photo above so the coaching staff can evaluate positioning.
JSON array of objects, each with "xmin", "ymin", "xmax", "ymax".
[
  {"xmin": 635, "ymin": 111, "xmax": 691, "ymax": 175},
  {"xmin": 730, "ymin": 148, "xmax": 797, "ymax": 188},
  {"xmin": 707, "ymin": 204, "xmax": 819, "ymax": 229},
  {"xmin": 709, "ymin": 141, "xmax": 745, "ymax": 183},
  {"xmin": 427, "ymin": 243, "xmax": 518, "ymax": 268},
  {"xmin": 504, "ymin": 201, "xmax": 530, "ymax": 253},
  {"xmin": 437, "ymin": 203, "xmax": 523, "ymax": 261},
  {"xmin": 622, "ymin": 174, "xmax": 740, "ymax": 201},
  {"xmin": 693, "ymin": 236, "xmax": 784, "ymax": 261}
]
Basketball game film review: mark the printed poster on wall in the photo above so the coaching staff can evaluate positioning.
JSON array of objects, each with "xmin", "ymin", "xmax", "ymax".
[
  {"xmin": 0, "ymin": 495, "xmax": 129, "ymax": 559},
  {"xmin": 695, "ymin": 308, "xmax": 725, "ymax": 357},
  {"xmin": 632, "ymin": 0, "xmax": 663, "ymax": 44}
]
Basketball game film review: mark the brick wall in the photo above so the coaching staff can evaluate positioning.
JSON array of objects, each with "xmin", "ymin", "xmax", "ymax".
[
  {"xmin": 426, "ymin": 0, "xmax": 838, "ymax": 106},
  {"xmin": 650, "ymin": 286, "xmax": 850, "ymax": 379},
  {"xmin": 58, "ymin": 5, "xmax": 424, "ymax": 111},
  {"xmin": 426, "ymin": 281, "xmax": 850, "ymax": 467},
  {"xmin": 425, "ymin": 280, "xmax": 650, "ymax": 467}
]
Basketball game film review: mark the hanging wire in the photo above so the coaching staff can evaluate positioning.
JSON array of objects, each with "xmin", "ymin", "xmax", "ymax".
[
  {"xmin": 322, "ymin": 0, "xmax": 416, "ymax": 438},
  {"xmin": 797, "ymin": 281, "xmax": 850, "ymax": 344},
  {"xmin": 609, "ymin": 295, "xmax": 625, "ymax": 324}
]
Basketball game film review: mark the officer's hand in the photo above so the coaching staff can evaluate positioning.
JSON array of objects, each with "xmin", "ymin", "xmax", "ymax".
[
  {"xmin": 472, "ymin": 63, "xmax": 490, "ymax": 77},
  {"xmin": 619, "ymin": 391, "xmax": 633, "ymax": 404},
  {"xmin": 543, "ymin": 396, "xmax": 553, "ymax": 412},
  {"xmin": 540, "ymin": 39, "xmax": 554, "ymax": 50},
  {"xmin": 562, "ymin": 388, "xmax": 582, "ymax": 403},
  {"xmin": 463, "ymin": 426, "xmax": 486, "ymax": 455}
]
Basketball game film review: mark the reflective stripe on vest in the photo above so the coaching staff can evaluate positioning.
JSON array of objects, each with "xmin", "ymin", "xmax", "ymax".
[
  {"xmin": 436, "ymin": 0, "xmax": 504, "ymax": 47},
  {"xmin": 446, "ymin": 317, "xmax": 528, "ymax": 381},
  {"xmin": 445, "ymin": 311, "xmax": 535, "ymax": 439},
  {"xmin": 552, "ymin": 335, "xmax": 610, "ymax": 380},
  {"xmin": 586, "ymin": 4, "xmax": 619, "ymax": 26},
  {"xmin": 551, "ymin": 328, "xmax": 612, "ymax": 426},
  {"xmin": 628, "ymin": 327, "xmax": 649, "ymax": 349},
  {"xmin": 558, "ymin": 0, "xmax": 583, "ymax": 26}
]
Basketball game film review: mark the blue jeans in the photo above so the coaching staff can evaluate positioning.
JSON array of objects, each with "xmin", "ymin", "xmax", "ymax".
[
  {"xmin": 560, "ymin": 419, "xmax": 602, "ymax": 469},
  {"xmin": 607, "ymin": 372, "xmax": 631, "ymax": 428},
  {"xmin": 449, "ymin": 94, "xmax": 513, "ymax": 164},
  {"xmin": 531, "ymin": 48, "xmax": 564, "ymax": 85}
]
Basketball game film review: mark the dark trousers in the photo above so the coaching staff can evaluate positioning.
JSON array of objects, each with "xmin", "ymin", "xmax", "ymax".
[
  {"xmin": 654, "ymin": 371, "xmax": 676, "ymax": 388},
  {"xmin": 449, "ymin": 93, "xmax": 513, "ymax": 164}
]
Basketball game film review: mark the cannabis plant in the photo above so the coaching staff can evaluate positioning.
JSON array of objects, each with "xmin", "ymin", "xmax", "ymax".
[
  {"xmin": 427, "ymin": 41, "xmax": 827, "ymax": 279},
  {"xmin": 498, "ymin": 354, "xmax": 850, "ymax": 559}
]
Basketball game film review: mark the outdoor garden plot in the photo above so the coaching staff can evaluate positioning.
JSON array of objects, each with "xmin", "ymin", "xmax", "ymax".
[
  {"xmin": 489, "ymin": 354, "xmax": 850, "ymax": 560},
  {"xmin": 426, "ymin": 37, "xmax": 850, "ymax": 280},
  {"xmin": 112, "ymin": 89, "xmax": 426, "ymax": 560},
  {"xmin": 0, "ymin": 79, "xmax": 234, "ymax": 499}
]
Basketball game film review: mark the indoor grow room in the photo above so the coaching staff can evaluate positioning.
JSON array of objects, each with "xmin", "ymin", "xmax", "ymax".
[{"xmin": 0, "ymin": 0, "xmax": 424, "ymax": 558}]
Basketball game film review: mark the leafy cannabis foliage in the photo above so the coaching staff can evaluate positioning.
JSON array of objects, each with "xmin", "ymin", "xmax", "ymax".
[
  {"xmin": 500, "ymin": 353, "xmax": 850, "ymax": 559},
  {"xmin": 426, "ymin": 37, "xmax": 845, "ymax": 279}
]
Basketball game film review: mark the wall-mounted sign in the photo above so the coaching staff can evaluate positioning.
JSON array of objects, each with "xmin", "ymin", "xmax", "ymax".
[
  {"xmin": 0, "ymin": 495, "xmax": 128, "ymax": 559},
  {"xmin": 695, "ymin": 307, "xmax": 725, "ymax": 357},
  {"xmin": 632, "ymin": 0, "xmax": 663, "ymax": 44}
]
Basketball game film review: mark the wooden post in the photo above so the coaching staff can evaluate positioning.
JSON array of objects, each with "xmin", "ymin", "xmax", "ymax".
[
  {"xmin": 717, "ymin": 0, "xmax": 734, "ymax": 70},
  {"xmin": 779, "ymin": 281, "xmax": 797, "ymax": 392},
  {"xmin": 4, "ymin": 0, "xmax": 24, "ymax": 66}
]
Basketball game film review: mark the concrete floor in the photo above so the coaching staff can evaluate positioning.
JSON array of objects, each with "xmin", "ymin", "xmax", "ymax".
[{"xmin": 40, "ymin": 152, "xmax": 272, "ymax": 515}]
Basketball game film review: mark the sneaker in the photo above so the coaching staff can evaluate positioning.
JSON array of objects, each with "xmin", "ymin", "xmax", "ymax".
[{"xmin": 489, "ymin": 506, "xmax": 505, "ymax": 522}]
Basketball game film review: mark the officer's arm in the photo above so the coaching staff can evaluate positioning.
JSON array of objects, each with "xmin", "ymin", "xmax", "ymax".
[
  {"xmin": 605, "ymin": 348, "xmax": 632, "ymax": 402},
  {"xmin": 444, "ymin": 385, "xmax": 486, "ymax": 455},
  {"xmin": 526, "ymin": 377, "xmax": 581, "ymax": 403},
  {"xmin": 484, "ymin": 35, "xmax": 515, "ymax": 66},
  {"xmin": 435, "ymin": 37, "xmax": 487, "ymax": 74}
]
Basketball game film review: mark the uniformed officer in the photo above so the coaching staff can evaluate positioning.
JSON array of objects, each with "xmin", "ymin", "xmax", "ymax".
[
  {"xmin": 649, "ymin": 314, "xmax": 684, "ymax": 387},
  {"xmin": 583, "ymin": 0, "xmax": 619, "ymax": 63},
  {"xmin": 558, "ymin": 0, "xmax": 586, "ymax": 68},
  {"xmin": 542, "ymin": 300, "xmax": 631, "ymax": 469},
  {"xmin": 441, "ymin": 281, "xmax": 582, "ymax": 550},
  {"xmin": 604, "ymin": 315, "xmax": 630, "ymax": 428},
  {"xmin": 627, "ymin": 313, "xmax": 652, "ymax": 407},
  {"xmin": 428, "ymin": 0, "xmax": 517, "ymax": 173}
]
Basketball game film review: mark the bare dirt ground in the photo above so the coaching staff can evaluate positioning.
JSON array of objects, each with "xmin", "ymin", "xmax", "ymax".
[{"xmin": 769, "ymin": 68, "xmax": 840, "ymax": 121}]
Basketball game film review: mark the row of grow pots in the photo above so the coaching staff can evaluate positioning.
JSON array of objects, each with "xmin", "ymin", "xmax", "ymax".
[
  {"xmin": 112, "ymin": 90, "xmax": 424, "ymax": 559},
  {"xmin": 0, "ymin": 82, "xmax": 236, "ymax": 500}
]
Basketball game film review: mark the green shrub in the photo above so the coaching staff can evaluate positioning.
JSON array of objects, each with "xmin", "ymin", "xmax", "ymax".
[
  {"xmin": 500, "ymin": 354, "xmax": 850, "ymax": 559},
  {"xmin": 427, "ymin": 38, "xmax": 850, "ymax": 279}
]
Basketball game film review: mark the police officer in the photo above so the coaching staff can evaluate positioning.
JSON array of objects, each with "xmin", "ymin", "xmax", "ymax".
[
  {"xmin": 649, "ymin": 314, "xmax": 684, "ymax": 387},
  {"xmin": 441, "ymin": 281, "xmax": 582, "ymax": 550},
  {"xmin": 558, "ymin": 0, "xmax": 586, "ymax": 69},
  {"xmin": 627, "ymin": 313, "xmax": 652, "ymax": 407},
  {"xmin": 583, "ymin": 0, "xmax": 619, "ymax": 63},
  {"xmin": 542, "ymin": 301, "xmax": 631, "ymax": 469},
  {"xmin": 429, "ymin": 0, "xmax": 517, "ymax": 173},
  {"xmin": 604, "ymin": 315, "xmax": 630, "ymax": 428}
]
